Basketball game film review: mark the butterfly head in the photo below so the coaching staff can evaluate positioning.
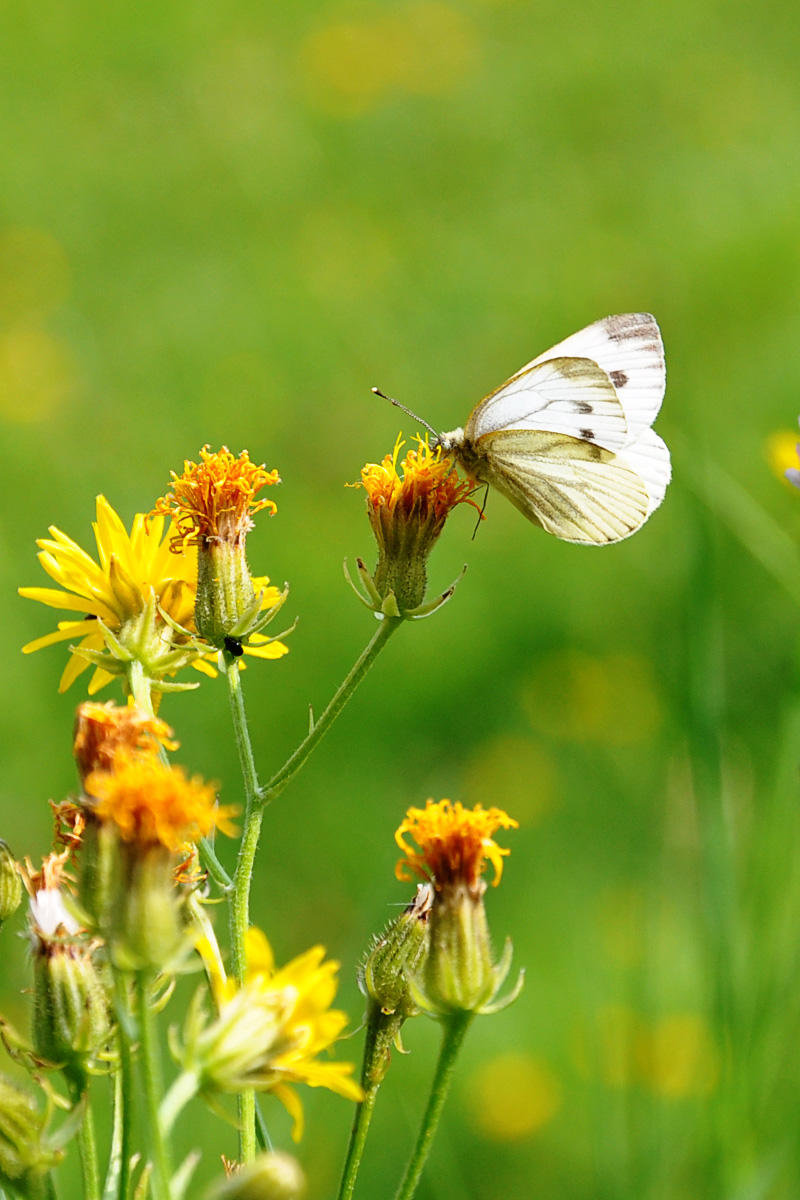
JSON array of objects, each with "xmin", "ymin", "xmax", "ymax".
[{"xmin": 435, "ymin": 428, "xmax": 465, "ymax": 455}]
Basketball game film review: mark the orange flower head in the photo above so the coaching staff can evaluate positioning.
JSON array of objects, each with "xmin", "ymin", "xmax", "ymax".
[
  {"xmin": 84, "ymin": 758, "xmax": 237, "ymax": 853},
  {"xmin": 360, "ymin": 435, "xmax": 477, "ymax": 533},
  {"xmin": 73, "ymin": 700, "xmax": 177, "ymax": 781},
  {"xmin": 152, "ymin": 445, "xmax": 280, "ymax": 549},
  {"xmin": 354, "ymin": 436, "xmax": 478, "ymax": 613},
  {"xmin": 395, "ymin": 800, "xmax": 518, "ymax": 894}
]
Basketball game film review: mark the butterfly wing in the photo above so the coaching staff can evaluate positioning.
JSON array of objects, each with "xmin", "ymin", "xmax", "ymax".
[
  {"xmin": 464, "ymin": 356, "xmax": 629, "ymax": 453},
  {"xmin": 456, "ymin": 314, "xmax": 670, "ymax": 543},
  {"xmin": 473, "ymin": 428, "xmax": 651, "ymax": 545},
  {"xmin": 524, "ymin": 312, "xmax": 665, "ymax": 442}
]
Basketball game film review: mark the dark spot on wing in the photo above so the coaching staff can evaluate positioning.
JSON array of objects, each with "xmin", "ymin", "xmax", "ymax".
[
  {"xmin": 610, "ymin": 370, "xmax": 628, "ymax": 388},
  {"xmin": 570, "ymin": 400, "xmax": 593, "ymax": 414},
  {"xmin": 604, "ymin": 315, "xmax": 659, "ymax": 344},
  {"xmin": 580, "ymin": 428, "xmax": 594, "ymax": 440}
]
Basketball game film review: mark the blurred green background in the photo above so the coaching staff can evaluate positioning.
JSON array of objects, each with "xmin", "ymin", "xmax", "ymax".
[{"xmin": 3, "ymin": 0, "xmax": 800, "ymax": 1196}]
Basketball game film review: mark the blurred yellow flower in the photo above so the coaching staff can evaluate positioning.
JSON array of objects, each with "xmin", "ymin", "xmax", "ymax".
[
  {"xmin": 468, "ymin": 1052, "xmax": 562, "ymax": 1141},
  {"xmin": 463, "ymin": 735, "xmax": 559, "ymax": 827},
  {"xmin": 0, "ymin": 227, "xmax": 69, "ymax": 322},
  {"xmin": 300, "ymin": 3, "xmax": 479, "ymax": 118},
  {"xmin": 187, "ymin": 927, "xmax": 362, "ymax": 1140},
  {"xmin": 637, "ymin": 1013, "xmax": 719, "ymax": 1098},
  {"xmin": 19, "ymin": 496, "xmax": 198, "ymax": 693},
  {"xmin": 73, "ymin": 700, "xmax": 177, "ymax": 782},
  {"xmin": 524, "ymin": 650, "xmax": 661, "ymax": 746},
  {"xmin": 84, "ymin": 758, "xmax": 236, "ymax": 853},
  {"xmin": 766, "ymin": 429, "xmax": 800, "ymax": 485},
  {"xmin": 572, "ymin": 1006, "xmax": 719, "ymax": 1098},
  {"xmin": 0, "ymin": 324, "xmax": 77, "ymax": 424}
]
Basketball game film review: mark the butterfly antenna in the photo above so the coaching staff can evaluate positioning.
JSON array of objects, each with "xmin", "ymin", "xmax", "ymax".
[{"xmin": 372, "ymin": 387, "xmax": 439, "ymax": 440}]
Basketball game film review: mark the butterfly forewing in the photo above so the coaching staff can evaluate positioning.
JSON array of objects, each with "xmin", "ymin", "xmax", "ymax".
[
  {"xmin": 525, "ymin": 313, "xmax": 665, "ymax": 442},
  {"xmin": 465, "ymin": 357, "xmax": 628, "ymax": 454},
  {"xmin": 472, "ymin": 429, "xmax": 651, "ymax": 545}
]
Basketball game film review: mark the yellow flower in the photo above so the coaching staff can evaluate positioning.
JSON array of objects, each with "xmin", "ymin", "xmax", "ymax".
[
  {"xmin": 766, "ymin": 428, "xmax": 800, "ymax": 487},
  {"xmin": 352, "ymin": 435, "xmax": 477, "ymax": 615},
  {"xmin": 151, "ymin": 446, "xmax": 290, "ymax": 656},
  {"xmin": 187, "ymin": 927, "xmax": 362, "ymax": 1140},
  {"xmin": 394, "ymin": 801, "xmax": 522, "ymax": 1016},
  {"xmin": 73, "ymin": 700, "xmax": 177, "ymax": 781},
  {"xmin": 19, "ymin": 495, "xmax": 198, "ymax": 693},
  {"xmin": 151, "ymin": 444, "xmax": 279, "ymax": 549},
  {"xmin": 395, "ymin": 799, "xmax": 519, "ymax": 894},
  {"xmin": 84, "ymin": 758, "xmax": 236, "ymax": 853},
  {"xmin": 359, "ymin": 435, "xmax": 476, "ymax": 527}
]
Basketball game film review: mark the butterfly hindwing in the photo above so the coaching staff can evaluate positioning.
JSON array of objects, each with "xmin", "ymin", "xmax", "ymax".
[
  {"xmin": 473, "ymin": 428, "xmax": 650, "ymax": 545},
  {"xmin": 465, "ymin": 357, "xmax": 628, "ymax": 453}
]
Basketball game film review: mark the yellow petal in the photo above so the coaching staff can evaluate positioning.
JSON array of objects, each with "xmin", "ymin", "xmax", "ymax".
[
  {"xmin": 245, "ymin": 927, "xmax": 276, "ymax": 978},
  {"xmin": 191, "ymin": 658, "xmax": 219, "ymax": 678},
  {"xmin": 22, "ymin": 620, "xmax": 100, "ymax": 654},
  {"xmin": 273, "ymin": 1084, "xmax": 304, "ymax": 1143},
  {"xmin": 243, "ymin": 640, "xmax": 289, "ymax": 660},
  {"xmin": 87, "ymin": 665, "xmax": 116, "ymax": 694},
  {"xmin": 18, "ymin": 586, "xmax": 116, "ymax": 621}
]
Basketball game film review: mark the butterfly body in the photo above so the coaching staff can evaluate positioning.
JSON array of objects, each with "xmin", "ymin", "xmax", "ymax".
[{"xmin": 432, "ymin": 314, "xmax": 670, "ymax": 546}]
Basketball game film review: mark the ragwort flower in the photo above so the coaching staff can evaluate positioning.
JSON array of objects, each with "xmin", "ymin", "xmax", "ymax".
[
  {"xmin": 73, "ymin": 699, "xmax": 176, "ymax": 782},
  {"xmin": 348, "ymin": 435, "xmax": 477, "ymax": 617},
  {"xmin": 395, "ymin": 800, "xmax": 523, "ymax": 1017},
  {"xmin": 170, "ymin": 927, "xmax": 362, "ymax": 1141},
  {"xmin": 81, "ymin": 758, "xmax": 236, "ymax": 970},
  {"xmin": 19, "ymin": 495, "xmax": 201, "ymax": 695},
  {"xmin": 151, "ymin": 445, "xmax": 290, "ymax": 659}
]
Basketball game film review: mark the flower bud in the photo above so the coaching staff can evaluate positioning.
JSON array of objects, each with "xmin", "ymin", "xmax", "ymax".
[
  {"xmin": 195, "ymin": 539, "xmax": 259, "ymax": 648},
  {"xmin": 0, "ymin": 841, "xmax": 22, "ymax": 925},
  {"xmin": 0, "ymin": 1073, "xmax": 64, "ymax": 1198},
  {"xmin": 110, "ymin": 843, "xmax": 184, "ymax": 971},
  {"xmin": 362, "ymin": 884, "xmax": 432, "ymax": 1016},
  {"xmin": 204, "ymin": 1152, "xmax": 306, "ymax": 1200},
  {"xmin": 33, "ymin": 942, "xmax": 111, "ymax": 1085}
]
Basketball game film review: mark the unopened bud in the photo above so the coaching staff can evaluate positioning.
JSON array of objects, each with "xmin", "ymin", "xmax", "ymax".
[
  {"xmin": 33, "ymin": 942, "xmax": 111, "ymax": 1085},
  {"xmin": 0, "ymin": 841, "xmax": 22, "ymax": 925},
  {"xmin": 205, "ymin": 1152, "xmax": 306, "ymax": 1200},
  {"xmin": 0, "ymin": 1073, "xmax": 63, "ymax": 1197},
  {"xmin": 110, "ymin": 844, "xmax": 183, "ymax": 971},
  {"xmin": 362, "ymin": 884, "xmax": 432, "ymax": 1016}
]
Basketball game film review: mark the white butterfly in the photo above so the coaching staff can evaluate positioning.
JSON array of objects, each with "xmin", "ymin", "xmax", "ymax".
[{"xmin": 381, "ymin": 313, "xmax": 671, "ymax": 545}]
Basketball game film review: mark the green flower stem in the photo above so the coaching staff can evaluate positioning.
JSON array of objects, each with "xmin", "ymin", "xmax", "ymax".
[
  {"xmin": 224, "ymin": 655, "xmax": 262, "ymax": 1164},
  {"xmin": 135, "ymin": 972, "xmax": 173, "ymax": 1200},
  {"xmin": 394, "ymin": 1014, "xmax": 473, "ymax": 1200},
  {"xmin": 73, "ymin": 1087, "xmax": 100, "ymax": 1200},
  {"xmin": 259, "ymin": 615, "xmax": 402, "ymax": 807},
  {"xmin": 127, "ymin": 660, "xmax": 155, "ymax": 716},
  {"xmin": 111, "ymin": 970, "xmax": 136, "ymax": 1200},
  {"xmin": 224, "ymin": 617, "xmax": 402, "ymax": 1161},
  {"xmin": 337, "ymin": 1084, "xmax": 380, "ymax": 1200},
  {"xmin": 337, "ymin": 1008, "xmax": 400, "ymax": 1200}
]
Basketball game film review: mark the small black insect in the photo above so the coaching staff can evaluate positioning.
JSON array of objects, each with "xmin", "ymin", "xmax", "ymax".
[{"xmin": 224, "ymin": 636, "xmax": 244, "ymax": 658}]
